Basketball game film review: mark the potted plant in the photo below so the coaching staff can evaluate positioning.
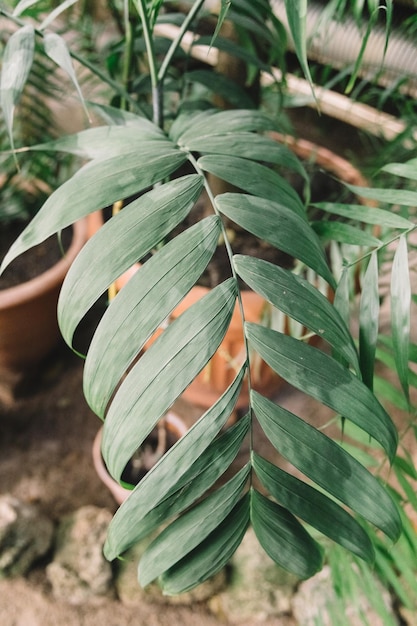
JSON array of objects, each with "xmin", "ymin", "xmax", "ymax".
[{"xmin": 0, "ymin": 0, "xmax": 412, "ymax": 597}]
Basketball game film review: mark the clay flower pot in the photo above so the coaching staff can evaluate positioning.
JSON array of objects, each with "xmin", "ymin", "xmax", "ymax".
[
  {"xmin": 92, "ymin": 411, "xmax": 188, "ymax": 505},
  {"xmin": 0, "ymin": 219, "xmax": 88, "ymax": 372}
]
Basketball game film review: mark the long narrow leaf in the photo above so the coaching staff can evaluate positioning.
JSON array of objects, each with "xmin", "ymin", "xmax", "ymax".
[
  {"xmin": 217, "ymin": 193, "xmax": 335, "ymax": 287},
  {"xmin": 251, "ymin": 488, "xmax": 323, "ymax": 579},
  {"xmin": 283, "ymin": 0, "xmax": 314, "ymax": 90},
  {"xmin": 43, "ymin": 33, "xmax": 89, "ymax": 119},
  {"xmin": 252, "ymin": 453, "xmax": 374, "ymax": 562},
  {"xmin": 234, "ymin": 255, "xmax": 359, "ymax": 373},
  {"xmin": 84, "ymin": 216, "xmax": 220, "ymax": 416},
  {"xmin": 102, "ymin": 279, "xmax": 238, "ymax": 480},
  {"xmin": 139, "ymin": 464, "xmax": 250, "ymax": 587},
  {"xmin": 59, "ymin": 175, "xmax": 203, "ymax": 345},
  {"xmin": 159, "ymin": 494, "xmax": 250, "ymax": 595},
  {"xmin": 104, "ymin": 412, "xmax": 250, "ymax": 559},
  {"xmin": 0, "ymin": 25, "xmax": 35, "ymax": 151},
  {"xmin": 391, "ymin": 235, "xmax": 411, "ymax": 403},
  {"xmin": 1, "ymin": 144, "xmax": 187, "ymax": 273},
  {"xmin": 199, "ymin": 155, "xmax": 305, "ymax": 217},
  {"xmin": 314, "ymin": 202, "xmax": 413, "ymax": 229},
  {"xmin": 252, "ymin": 392, "xmax": 401, "ymax": 541},
  {"xmin": 359, "ymin": 251, "xmax": 379, "ymax": 390},
  {"xmin": 246, "ymin": 324, "xmax": 398, "ymax": 461}
]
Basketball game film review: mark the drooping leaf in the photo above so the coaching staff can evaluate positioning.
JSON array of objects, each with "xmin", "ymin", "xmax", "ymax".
[
  {"xmin": 43, "ymin": 33, "xmax": 89, "ymax": 119},
  {"xmin": 234, "ymin": 255, "xmax": 359, "ymax": 373},
  {"xmin": 38, "ymin": 0, "xmax": 78, "ymax": 29},
  {"xmin": 184, "ymin": 69, "xmax": 255, "ymax": 108},
  {"xmin": 210, "ymin": 0, "xmax": 232, "ymax": 45},
  {"xmin": 391, "ymin": 235, "xmax": 411, "ymax": 403},
  {"xmin": 102, "ymin": 278, "xmax": 238, "ymax": 480},
  {"xmin": 217, "ymin": 193, "xmax": 335, "ymax": 287},
  {"xmin": 159, "ymin": 493, "xmax": 250, "ymax": 595},
  {"xmin": 382, "ymin": 159, "xmax": 417, "ymax": 182},
  {"xmin": 283, "ymin": 0, "xmax": 314, "ymax": 90},
  {"xmin": 58, "ymin": 174, "xmax": 204, "ymax": 346},
  {"xmin": 84, "ymin": 216, "xmax": 220, "ymax": 416},
  {"xmin": 246, "ymin": 324, "xmax": 398, "ymax": 461},
  {"xmin": 139, "ymin": 464, "xmax": 250, "ymax": 587},
  {"xmin": 0, "ymin": 25, "xmax": 35, "ymax": 151},
  {"xmin": 344, "ymin": 183, "xmax": 417, "ymax": 207},
  {"xmin": 359, "ymin": 251, "xmax": 379, "ymax": 390},
  {"xmin": 0, "ymin": 143, "xmax": 187, "ymax": 272},
  {"xmin": 104, "ymin": 411, "xmax": 250, "ymax": 559},
  {"xmin": 252, "ymin": 392, "xmax": 401, "ymax": 541},
  {"xmin": 199, "ymin": 155, "xmax": 306, "ymax": 217},
  {"xmin": 251, "ymin": 488, "xmax": 323, "ymax": 579},
  {"xmin": 252, "ymin": 453, "xmax": 374, "ymax": 562}
]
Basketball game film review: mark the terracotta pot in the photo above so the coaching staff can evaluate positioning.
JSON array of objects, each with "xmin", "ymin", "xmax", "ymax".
[
  {"xmin": 0, "ymin": 219, "xmax": 88, "ymax": 372},
  {"xmin": 92, "ymin": 411, "xmax": 188, "ymax": 505}
]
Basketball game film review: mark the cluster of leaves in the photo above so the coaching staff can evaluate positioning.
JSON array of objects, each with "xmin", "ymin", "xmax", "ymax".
[{"xmin": 0, "ymin": 0, "xmax": 416, "ymax": 602}]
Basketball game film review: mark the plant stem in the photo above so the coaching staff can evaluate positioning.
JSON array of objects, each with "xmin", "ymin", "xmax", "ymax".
[
  {"xmin": 135, "ymin": 0, "xmax": 162, "ymax": 127},
  {"xmin": 346, "ymin": 224, "xmax": 417, "ymax": 270},
  {"xmin": 157, "ymin": 0, "xmax": 206, "ymax": 83}
]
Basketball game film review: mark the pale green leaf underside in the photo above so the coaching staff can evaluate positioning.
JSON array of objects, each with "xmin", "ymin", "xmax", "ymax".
[
  {"xmin": 252, "ymin": 392, "xmax": 401, "ymax": 541},
  {"xmin": 58, "ymin": 174, "xmax": 204, "ymax": 345},
  {"xmin": 246, "ymin": 324, "xmax": 398, "ymax": 461},
  {"xmin": 251, "ymin": 488, "xmax": 323, "ymax": 579},
  {"xmin": 252, "ymin": 453, "xmax": 374, "ymax": 562},
  {"xmin": 217, "ymin": 193, "xmax": 335, "ymax": 287},
  {"xmin": 382, "ymin": 159, "xmax": 417, "ymax": 181},
  {"xmin": 104, "ymin": 411, "xmax": 250, "ymax": 559},
  {"xmin": 234, "ymin": 255, "xmax": 359, "ymax": 373},
  {"xmin": 139, "ymin": 464, "xmax": 250, "ymax": 587},
  {"xmin": 102, "ymin": 279, "xmax": 238, "ymax": 479},
  {"xmin": 84, "ymin": 216, "xmax": 221, "ymax": 417}
]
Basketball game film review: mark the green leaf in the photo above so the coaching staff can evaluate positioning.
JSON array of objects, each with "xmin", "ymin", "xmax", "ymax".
[
  {"xmin": 175, "ymin": 109, "xmax": 276, "ymax": 145},
  {"xmin": 1, "ymin": 143, "xmax": 186, "ymax": 273},
  {"xmin": 344, "ymin": 183, "xmax": 417, "ymax": 208},
  {"xmin": 104, "ymin": 412, "xmax": 251, "ymax": 559},
  {"xmin": 311, "ymin": 221, "xmax": 381, "ymax": 247},
  {"xmin": 43, "ymin": 33, "xmax": 89, "ymax": 120},
  {"xmin": 84, "ymin": 216, "xmax": 220, "ymax": 417},
  {"xmin": 211, "ymin": 0, "xmax": 232, "ymax": 44},
  {"xmin": 58, "ymin": 174, "xmax": 204, "ymax": 345},
  {"xmin": 283, "ymin": 0, "xmax": 314, "ymax": 91},
  {"xmin": 252, "ymin": 392, "xmax": 401, "ymax": 541},
  {"xmin": 359, "ymin": 251, "xmax": 379, "ymax": 390},
  {"xmin": 234, "ymin": 255, "xmax": 359, "ymax": 373},
  {"xmin": 102, "ymin": 278, "xmax": 238, "ymax": 480},
  {"xmin": 185, "ymin": 69, "xmax": 255, "ymax": 109},
  {"xmin": 314, "ymin": 202, "xmax": 414, "ymax": 229},
  {"xmin": 246, "ymin": 324, "xmax": 398, "ymax": 462},
  {"xmin": 391, "ymin": 235, "xmax": 411, "ymax": 403},
  {"xmin": 253, "ymin": 453, "xmax": 374, "ymax": 562},
  {"xmin": 216, "ymin": 193, "xmax": 335, "ymax": 288},
  {"xmin": 20, "ymin": 123, "xmax": 165, "ymax": 159},
  {"xmin": 251, "ymin": 488, "xmax": 323, "ymax": 579},
  {"xmin": 12, "ymin": 0, "xmax": 40, "ymax": 16},
  {"xmin": 0, "ymin": 25, "xmax": 35, "ymax": 152},
  {"xmin": 38, "ymin": 0, "xmax": 77, "ymax": 29},
  {"xmin": 139, "ymin": 464, "xmax": 250, "ymax": 587},
  {"xmin": 159, "ymin": 493, "xmax": 250, "ymax": 595},
  {"xmin": 198, "ymin": 155, "xmax": 306, "ymax": 218},
  {"xmin": 382, "ymin": 159, "xmax": 417, "ymax": 182}
]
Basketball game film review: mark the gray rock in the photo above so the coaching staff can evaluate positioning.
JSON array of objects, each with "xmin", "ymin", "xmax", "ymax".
[
  {"xmin": 46, "ymin": 505, "xmax": 114, "ymax": 604},
  {"xmin": 0, "ymin": 494, "xmax": 54, "ymax": 578},
  {"xmin": 210, "ymin": 527, "xmax": 299, "ymax": 624},
  {"xmin": 291, "ymin": 564, "xmax": 397, "ymax": 626}
]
